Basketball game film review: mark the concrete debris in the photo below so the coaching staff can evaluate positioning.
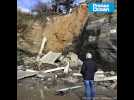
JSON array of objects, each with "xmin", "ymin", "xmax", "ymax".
[
  {"xmin": 40, "ymin": 51, "xmax": 62, "ymax": 65},
  {"xmin": 24, "ymin": 66, "xmax": 31, "ymax": 69},
  {"xmin": 62, "ymin": 76, "xmax": 79, "ymax": 83},
  {"xmin": 17, "ymin": 3, "xmax": 117, "ymax": 99},
  {"xmin": 17, "ymin": 66, "xmax": 64, "ymax": 80},
  {"xmin": 56, "ymin": 85, "xmax": 82, "ymax": 92},
  {"xmin": 42, "ymin": 67, "xmax": 65, "ymax": 73},
  {"xmin": 36, "ymin": 72, "xmax": 54, "ymax": 79},
  {"xmin": 90, "ymin": 18, "xmax": 107, "ymax": 24},
  {"xmin": 94, "ymin": 70, "xmax": 105, "ymax": 80},
  {"xmin": 86, "ymin": 18, "xmax": 107, "ymax": 30},
  {"xmin": 86, "ymin": 22, "xmax": 101, "ymax": 30},
  {"xmin": 110, "ymin": 81, "xmax": 117, "ymax": 89},
  {"xmin": 95, "ymin": 70, "xmax": 105, "ymax": 77},
  {"xmin": 17, "ymin": 65, "xmax": 25, "ymax": 71},
  {"xmin": 109, "ymin": 71, "xmax": 116, "ymax": 75},
  {"xmin": 23, "ymin": 57, "xmax": 36, "ymax": 65},
  {"xmin": 63, "ymin": 52, "xmax": 83, "ymax": 67},
  {"xmin": 110, "ymin": 29, "xmax": 116, "ymax": 34},
  {"xmin": 63, "ymin": 61, "xmax": 70, "ymax": 74},
  {"xmin": 97, "ymin": 76, "xmax": 117, "ymax": 81},
  {"xmin": 72, "ymin": 73, "xmax": 82, "ymax": 76},
  {"xmin": 73, "ymin": 73, "xmax": 117, "ymax": 81},
  {"xmin": 36, "ymin": 37, "xmax": 47, "ymax": 61},
  {"xmin": 58, "ymin": 55, "xmax": 65, "ymax": 61},
  {"xmin": 17, "ymin": 70, "xmax": 38, "ymax": 80}
]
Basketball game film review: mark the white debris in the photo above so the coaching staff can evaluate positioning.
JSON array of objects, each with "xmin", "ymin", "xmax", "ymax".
[
  {"xmin": 110, "ymin": 29, "xmax": 116, "ymax": 34},
  {"xmin": 63, "ymin": 61, "xmax": 70, "ymax": 74},
  {"xmin": 64, "ymin": 52, "xmax": 83, "ymax": 67},
  {"xmin": 42, "ymin": 67, "xmax": 65, "ymax": 73},
  {"xmin": 40, "ymin": 51, "xmax": 62, "ymax": 65},
  {"xmin": 17, "ymin": 65, "xmax": 24, "ymax": 70},
  {"xmin": 17, "ymin": 70, "xmax": 38, "ymax": 80},
  {"xmin": 36, "ymin": 37, "xmax": 47, "ymax": 61},
  {"xmin": 46, "ymin": 17, "xmax": 50, "ymax": 21},
  {"xmin": 90, "ymin": 18, "xmax": 106, "ymax": 24},
  {"xmin": 73, "ymin": 73, "xmax": 117, "ymax": 81},
  {"xmin": 95, "ymin": 70, "xmax": 105, "ymax": 78},
  {"xmin": 56, "ymin": 85, "xmax": 82, "ymax": 92}
]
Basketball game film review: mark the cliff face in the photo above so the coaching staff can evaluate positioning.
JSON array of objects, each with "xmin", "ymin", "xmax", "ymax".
[{"xmin": 17, "ymin": 7, "xmax": 88, "ymax": 54}]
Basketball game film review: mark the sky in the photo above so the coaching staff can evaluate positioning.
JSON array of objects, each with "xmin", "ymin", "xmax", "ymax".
[
  {"xmin": 17, "ymin": 0, "xmax": 52, "ymax": 13},
  {"xmin": 17, "ymin": 0, "xmax": 85, "ymax": 13}
]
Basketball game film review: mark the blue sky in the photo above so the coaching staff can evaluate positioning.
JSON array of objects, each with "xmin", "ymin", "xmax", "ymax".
[
  {"xmin": 17, "ymin": 0, "xmax": 52, "ymax": 13},
  {"xmin": 17, "ymin": 0, "xmax": 85, "ymax": 13}
]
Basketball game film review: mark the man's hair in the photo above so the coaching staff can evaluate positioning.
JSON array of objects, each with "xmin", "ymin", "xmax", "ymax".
[{"xmin": 86, "ymin": 53, "xmax": 92, "ymax": 59}]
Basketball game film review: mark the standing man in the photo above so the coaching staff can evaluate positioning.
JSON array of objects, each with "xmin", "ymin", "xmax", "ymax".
[{"xmin": 80, "ymin": 53, "xmax": 97, "ymax": 100}]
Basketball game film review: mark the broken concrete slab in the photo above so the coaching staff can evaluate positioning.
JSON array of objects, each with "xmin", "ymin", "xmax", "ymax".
[
  {"xmin": 40, "ymin": 51, "xmax": 62, "ymax": 65},
  {"xmin": 17, "ymin": 70, "xmax": 38, "ymax": 80},
  {"xmin": 56, "ymin": 85, "xmax": 82, "ymax": 92},
  {"xmin": 94, "ymin": 70, "xmax": 105, "ymax": 80},
  {"xmin": 42, "ymin": 67, "xmax": 65, "ymax": 73},
  {"xmin": 63, "ymin": 61, "xmax": 70, "ymax": 74},
  {"xmin": 17, "ymin": 65, "xmax": 25, "ymax": 71},
  {"xmin": 66, "ymin": 52, "xmax": 79, "ymax": 67},
  {"xmin": 72, "ymin": 73, "xmax": 82, "ymax": 76},
  {"xmin": 72, "ymin": 73, "xmax": 117, "ymax": 81},
  {"xmin": 36, "ymin": 72, "xmax": 54, "ymax": 79},
  {"xmin": 63, "ymin": 52, "xmax": 83, "ymax": 67},
  {"xmin": 17, "ymin": 66, "xmax": 65, "ymax": 80},
  {"xmin": 96, "ymin": 76, "xmax": 117, "ymax": 81},
  {"xmin": 36, "ymin": 37, "xmax": 47, "ymax": 61}
]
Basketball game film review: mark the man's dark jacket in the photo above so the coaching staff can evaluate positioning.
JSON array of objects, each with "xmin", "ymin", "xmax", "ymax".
[{"xmin": 80, "ymin": 58, "xmax": 97, "ymax": 80}]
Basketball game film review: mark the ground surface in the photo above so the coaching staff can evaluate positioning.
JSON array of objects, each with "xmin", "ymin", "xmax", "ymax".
[{"xmin": 17, "ymin": 78, "xmax": 117, "ymax": 100}]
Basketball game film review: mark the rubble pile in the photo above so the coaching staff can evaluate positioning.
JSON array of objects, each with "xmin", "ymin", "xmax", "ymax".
[
  {"xmin": 17, "ymin": 5, "xmax": 117, "ymax": 100},
  {"xmin": 17, "ymin": 50, "xmax": 117, "ymax": 100}
]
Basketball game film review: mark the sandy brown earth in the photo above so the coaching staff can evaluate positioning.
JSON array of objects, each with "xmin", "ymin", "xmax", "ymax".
[{"xmin": 17, "ymin": 7, "xmax": 88, "ymax": 54}]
